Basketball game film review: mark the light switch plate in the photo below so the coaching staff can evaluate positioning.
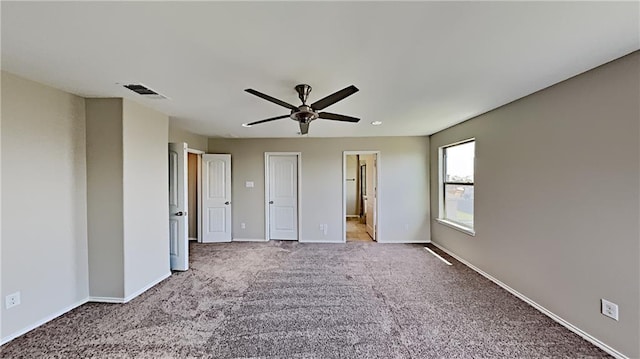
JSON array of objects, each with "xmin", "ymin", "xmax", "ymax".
[{"xmin": 245, "ymin": 181, "xmax": 254, "ymax": 188}]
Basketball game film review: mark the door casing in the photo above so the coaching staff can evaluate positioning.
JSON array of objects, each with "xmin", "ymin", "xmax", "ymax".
[
  {"xmin": 264, "ymin": 152, "xmax": 302, "ymax": 242},
  {"xmin": 342, "ymin": 150, "xmax": 381, "ymax": 243}
]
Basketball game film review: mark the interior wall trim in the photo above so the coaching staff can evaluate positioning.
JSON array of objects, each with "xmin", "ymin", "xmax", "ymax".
[
  {"xmin": 1, "ymin": 272, "xmax": 173, "ymax": 346},
  {"xmin": 122, "ymin": 272, "xmax": 172, "ymax": 303},
  {"xmin": 431, "ymin": 242, "xmax": 628, "ymax": 359},
  {"xmin": 88, "ymin": 296, "xmax": 125, "ymax": 303},
  {"xmin": 1, "ymin": 298, "xmax": 88, "ymax": 346},
  {"xmin": 232, "ymin": 238, "xmax": 268, "ymax": 242}
]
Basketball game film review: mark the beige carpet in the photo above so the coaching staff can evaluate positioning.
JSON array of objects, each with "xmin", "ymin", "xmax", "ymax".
[{"xmin": 0, "ymin": 241, "xmax": 608, "ymax": 358}]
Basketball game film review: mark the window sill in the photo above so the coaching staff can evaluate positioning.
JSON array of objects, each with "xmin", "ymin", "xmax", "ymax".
[{"xmin": 435, "ymin": 218, "xmax": 475, "ymax": 236}]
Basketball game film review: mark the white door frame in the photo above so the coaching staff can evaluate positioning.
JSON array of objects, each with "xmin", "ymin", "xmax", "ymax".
[
  {"xmin": 186, "ymin": 148, "xmax": 205, "ymax": 243},
  {"xmin": 264, "ymin": 152, "xmax": 302, "ymax": 242},
  {"xmin": 342, "ymin": 151, "xmax": 381, "ymax": 243}
]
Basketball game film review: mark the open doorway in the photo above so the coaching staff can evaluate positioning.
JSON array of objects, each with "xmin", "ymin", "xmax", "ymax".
[
  {"xmin": 343, "ymin": 151, "xmax": 379, "ymax": 242},
  {"xmin": 187, "ymin": 152, "xmax": 198, "ymax": 241},
  {"xmin": 186, "ymin": 148, "xmax": 204, "ymax": 242}
]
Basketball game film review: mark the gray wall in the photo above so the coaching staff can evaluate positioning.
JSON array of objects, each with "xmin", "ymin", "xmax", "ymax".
[
  {"xmin": 169, "ymin": 124, "xmax": 208, "ymax": 152},
  {"xmin": 1, "ymin": 72, "xmax": 89, "ymax": 339},
  {"xmin": 86, "ymin": 98, "xmax": 125, "ymax": 298},
  {"xmin": 1, "ymin": 73, "xmax": 171, "ymax": 341},
  {"xmin": 86, "ymin": 99, "xmax": 171, "ymax": 300},
  {"xmin": 209, "ymin": 136, "xmax": 430, "ymax": 243},
  {"xmin": 122, "ymin": 99, "xmax": 170, "ymax": 297},
  {"xmin": 429, "ymin": 52, "xmax": 639, "ymax": 357}
]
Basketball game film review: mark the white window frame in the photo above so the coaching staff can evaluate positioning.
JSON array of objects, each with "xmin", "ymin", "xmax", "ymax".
[{"xmin": 436, "ymin": 138, "xmax": 476, "ymax": 236}]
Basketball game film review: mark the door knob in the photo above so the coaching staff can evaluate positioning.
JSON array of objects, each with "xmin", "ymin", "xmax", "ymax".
[
  {"xmin": 269, "ymin": 201, "xmax": 274, "ymax": 204},
  {"xmin": 225, "ymin": 201, "xmax": 230, "ymax": 205},
  {"xmin": 175, "ymin": 211, "xmax": 186, "ymax": 216}
]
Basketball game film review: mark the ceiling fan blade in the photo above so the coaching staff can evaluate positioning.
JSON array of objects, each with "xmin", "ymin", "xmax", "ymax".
[
  {"xmin": 245, "ymin": 89, "xmax": 298, "ymax": 110},
  {"xmin": 310, "ymin": 85, "xmax": 359, "ymax": 110},
  {"xmin": 246, "ymin": 114, "xmax": 290, "ymax": 126},
  {"xmin": 299, "ymin": 122, "xmax": 309, "ymax": 135},
  {"xmin": 318, "ymin": 112, "xmax": 360, "ymax": 123}
]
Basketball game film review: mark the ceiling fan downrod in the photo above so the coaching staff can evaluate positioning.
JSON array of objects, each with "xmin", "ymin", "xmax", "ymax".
[{"xmin": 295, "ymin": 84, "xmax": 312, "ymax": 105}]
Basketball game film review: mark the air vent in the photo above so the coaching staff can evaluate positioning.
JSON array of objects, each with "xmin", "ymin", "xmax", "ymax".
[{"xmin": 122, "ymin": 83, "xmax": 167, "ymax": 99}]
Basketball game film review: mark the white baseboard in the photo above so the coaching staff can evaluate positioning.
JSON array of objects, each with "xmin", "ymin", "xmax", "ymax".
[
  {"xmin": 87, "ymin": 296, "xmax": 125, "ymax": 303},
  {"xmin": 1, "ymin": 272, "xmax": 172, "ymax": 345},
  {"xmin": 1, "ymin": 298, "xmax": 88, "ymax": 346},
  {"xmin": 123, "ymin": 272, "xmax": 171, "ymax": 303},
  {"xmin": 379, "ymin": 239, "xmax": 431, "ymax": 244},
  {"xmin": 189, "ymin": 237, "xmax": 198, "ymax": 241},
  {"xmin": 345, "ymin": 215, "xmax": 359, "ymax": 218},
  {"xmin": 299, "ymin": 239, "xmax": 344, "ymax": 243},
  {"xmin": 232, "ymin": 238, "xmax": 268, "ymax": 242},
  {"xmin": 431, "ymin": 243, "xmax": 628, "ymax": 359},
  {"xmin": 89, "ymin": 272, "xmax": 171, "ymax": 304}
]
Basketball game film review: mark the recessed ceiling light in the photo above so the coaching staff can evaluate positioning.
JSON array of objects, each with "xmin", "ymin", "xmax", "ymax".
[
  {"xmin": 371, "ymin": 121, "xmax": 382, "ymax": 126},
  {"xmin": 241, "ymin": 123, "xmax": 252, "ymax": 128}
]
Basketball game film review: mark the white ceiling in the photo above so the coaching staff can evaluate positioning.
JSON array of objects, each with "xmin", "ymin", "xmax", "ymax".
[{"xmin": 2, "ymin": 2, "xmax": 638, "ymax": 138}]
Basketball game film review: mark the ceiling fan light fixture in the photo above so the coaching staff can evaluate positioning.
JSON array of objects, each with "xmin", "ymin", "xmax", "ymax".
[
  {"xmin": 241, "ymin": 123, "xmax": 252, "ymax": 128},
  {"xmin": 290, "ymin": 106, "xmax": 318, "ymax": 123},
  {"xmin": 371, "ymin": 121, "xmax": 382, "ymax": 126}
]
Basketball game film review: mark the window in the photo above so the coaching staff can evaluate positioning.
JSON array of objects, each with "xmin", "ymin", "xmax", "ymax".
[{"xmin": 439, "ymin": 139, "xmax": 475, "ymax": 234}]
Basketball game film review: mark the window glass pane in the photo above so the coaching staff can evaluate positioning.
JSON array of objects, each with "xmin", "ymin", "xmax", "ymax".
[
  {"xmin": 444, "ymin": 184, "xmax": 474, "ymax": 228},
  {"xmin": 445, "ymin": 141, "xmax": 474, "ymax": 183}
]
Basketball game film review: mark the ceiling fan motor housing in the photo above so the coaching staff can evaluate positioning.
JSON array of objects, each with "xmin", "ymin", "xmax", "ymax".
[{"xmin": 291, "ymin": 105, "xmax": 318, "ymax": 123}]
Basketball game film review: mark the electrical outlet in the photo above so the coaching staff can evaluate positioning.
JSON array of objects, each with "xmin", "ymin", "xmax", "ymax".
[
  {"xmin": 601, "ymin": 299, "xmax": 619, "ymax": 321},
  {"xmin": 319, "ymin": 224, "xmax": 324, "ymax": 231},
  {"xmin": 5, "ymin": 292, "xmax": 21, "ymax": 309},
  {"xmin": 241, "ymin": 223, "xmax": 246, "ymax": 229},
  {"xmin": 323, "ymin": 224, "xmax": 328, "ymax": 236}
]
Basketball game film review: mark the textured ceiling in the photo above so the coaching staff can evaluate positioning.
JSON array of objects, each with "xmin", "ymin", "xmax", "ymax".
[{"xmin": 2, "ymin": 2, "xmax": 638, "ymax": 138}]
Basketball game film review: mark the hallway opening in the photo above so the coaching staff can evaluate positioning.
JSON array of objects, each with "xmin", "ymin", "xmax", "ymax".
[{"xmin": 343, "ymin": 151, "xmax": 379, "ymax": 242}]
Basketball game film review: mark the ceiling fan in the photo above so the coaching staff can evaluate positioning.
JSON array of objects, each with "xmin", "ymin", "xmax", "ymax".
[{"xmin": 244, "ymin": 84, "xmax": 360, "ymax": 135}]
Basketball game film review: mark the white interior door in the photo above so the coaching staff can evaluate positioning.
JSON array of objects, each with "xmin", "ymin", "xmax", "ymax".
[
  {"xmin": 202, "ymin": 154, "xmax": 232, "ymax": 243},
  {"xmin": 169, "ymin": 142, "xmax": 189, "ymax": 271},
  {"xmin": 268, "ymin": 155, "xmax": 298, "ymax": 240}
]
